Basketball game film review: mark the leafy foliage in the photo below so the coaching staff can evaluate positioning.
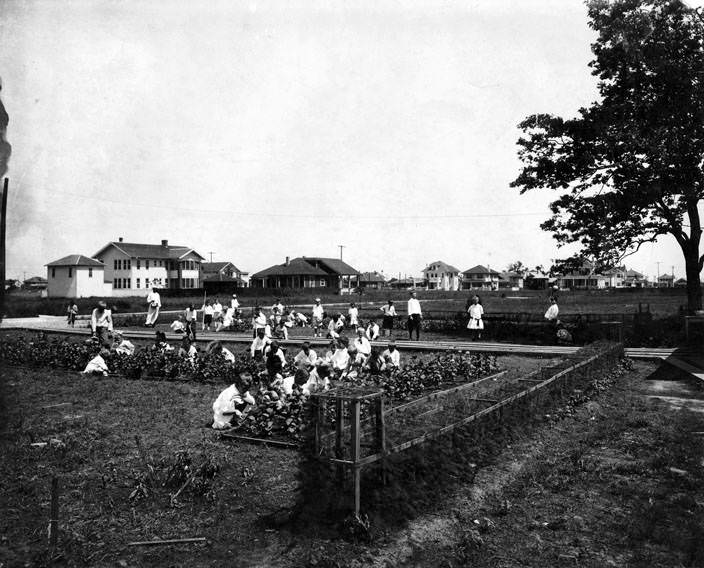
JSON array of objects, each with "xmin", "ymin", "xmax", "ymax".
[{"xmin": 512, "ymin": 0, "xmax": 704, "ymax": 310}]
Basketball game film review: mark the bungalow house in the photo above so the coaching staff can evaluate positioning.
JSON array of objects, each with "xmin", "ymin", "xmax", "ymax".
[
  {"xmin": 23, "ymin": 276, "xmax": 48, "ymax": 291},
  {"xmin": 657, "ymin": 274, "xmax": 675, "ymax": 288},
  {"xmin": 250, "ymin": 256, "xmax": 360, "ymax": 289},
  {"xmin": 46, "ymin": 255, "xmax": 107, "ymax": 298},
  {"xmin": 387, "ymin": 277, "xmax": 420, "ymax": 289},
  {"xmin": 555, "ymin": 260, "xmax": 610, "ymax": 289},
  {"xmin": 462, "ymin": 265, "xmax": 500, "ymax": 290},
  {"xmin": 359, "ymin": 271, "xmax": 387, "ymax": 290},
  {"xmin": 603, "ymin": 267, "xmax": 647, "ymax": 288},
  {"xmin": 498, "ymin": 271, "xmax": 524, "ymax": 290},
  {"xmin": 201, "ymin": 262, "xmax": 249, "ymax": 287},
  {"xmin": 674, "ymin": 277, "xmax": 688, "ymax": 288},
  {"xmin": 422, "ymin": 261, "xmax": 461, "ymax": 291},
  {"xmin": 623, "ymin": 269, "xmax": 646, "ymax": 287},
  {"xmin": 92, "ymin": 238, "xmax": 205, "ymax": 296}
]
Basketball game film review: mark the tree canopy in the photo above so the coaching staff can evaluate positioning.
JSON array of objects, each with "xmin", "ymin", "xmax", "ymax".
[{"xmin": 512, "ymin": 0, "xmax": 704, "ymax": 311}]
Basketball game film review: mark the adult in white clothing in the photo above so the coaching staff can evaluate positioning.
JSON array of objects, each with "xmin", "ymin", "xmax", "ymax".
[
  {"xmin": 294, "ymin": 342, "xmax": 318, "ymax": 369},
  {"xmin": 348, "ymin": 302, "xmax": 359, "ymax": 328},
  {"xmin": 544, "ymin": 297, "xmax": 559, "ymax": 322},
  {"xmin": 381, "ymin": 342, "xmax": 401, "ymax": 369},
  {"xmin": 407, "ymin": 292, "xmax": 422, "ymax": 341},
  {"xmin": 366, "ymin": 320, "xmax": 380, "ymax": 341},
  {"xmin": 353, "ymin": 328, "xmax": 372, "ymax": 364},
  {"xmin": 312, "ymin": 298, "xmax": 325, "ymax": 338},
  {"xmin": 145, "ymin": 288, "xmax": 161, "ymax": 327},
  {"xmin": 212, "ymin": 383, "xmax": 256, "ymax": 429},
  {"xmin": 91, "ymin": 301, "xmax": 113, "ymax": 347}
]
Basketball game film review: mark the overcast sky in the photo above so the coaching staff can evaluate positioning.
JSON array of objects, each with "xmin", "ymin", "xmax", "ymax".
[{"xmin": 0, "ymin": 0, "xmax": 690, "ymax": 282}]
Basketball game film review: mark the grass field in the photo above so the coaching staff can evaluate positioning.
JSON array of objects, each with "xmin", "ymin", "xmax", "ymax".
[
  {"xmin": 2, "ymin": 287, "xmax": 692, "ymax": 318},
  {"xmin": 2, "ymin": 358, "xmax": 701, "ymax": 566}
]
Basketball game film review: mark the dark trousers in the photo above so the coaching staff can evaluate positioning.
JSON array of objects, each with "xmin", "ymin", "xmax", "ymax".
[
  {"xmin": 407, "ymin": 314, "xmax": 421, "ymax": 340},
  {"xmin": 186, "ymin": 320, "xmax": 197, "ymax": 341},
  {"xmin": 94, "ymin": 326, "xmax": 111, "ymax": 348}
]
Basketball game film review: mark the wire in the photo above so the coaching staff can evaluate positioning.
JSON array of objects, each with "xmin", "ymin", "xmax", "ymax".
[{"xmin": 47, "ymin": 189, "xmax": 548, "ymax": 220}]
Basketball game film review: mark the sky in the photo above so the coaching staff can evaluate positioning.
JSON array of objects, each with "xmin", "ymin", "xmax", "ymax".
[{"xmin": 0, "ymin": 0, "xmax": 692, "ymax": 283}]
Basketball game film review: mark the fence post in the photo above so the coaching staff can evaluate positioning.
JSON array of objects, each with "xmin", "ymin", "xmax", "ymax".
[
  {"xmin": 350, "ymin": 399, "xmax": 361, "ymax": 515},
  {"xmin": 335, "ymin": 398, "xmax": 345, "ymax": 483},
  {"xmin": 376, "ymin": 397, "xmax": 387, "ymax": 485}
]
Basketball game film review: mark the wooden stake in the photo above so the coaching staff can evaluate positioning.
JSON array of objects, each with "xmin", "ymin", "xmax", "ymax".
[{"xmin": 49, "ymin": 477, "xmax": 59, "ymax": 549}]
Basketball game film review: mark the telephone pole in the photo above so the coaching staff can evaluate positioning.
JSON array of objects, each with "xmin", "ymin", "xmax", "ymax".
[
  {"xmin": 656, "ymin": 261, "xmax": 661, "ymax": 287},
  {"xmin": 207, "ymin": 251, "xmax": 215, "ymax": 263},
  {"xmin": 338, "ymin": 245, "xmax": 345, "ymax": 261}
]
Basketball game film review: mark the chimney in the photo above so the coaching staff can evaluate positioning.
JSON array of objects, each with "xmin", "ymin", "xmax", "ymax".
[
  {"xmin": 285, "ymin": 256, "xmax": 290, "ymax": 266},
  {"xmin": 118, "ymin": 237, "xmax": 123, "ymax": 243},
  {"xmin": 161, "ymin": 239, "xmax": 168, "ymax": 247}
]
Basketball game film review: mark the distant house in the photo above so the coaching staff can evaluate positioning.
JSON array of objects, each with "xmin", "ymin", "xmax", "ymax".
[
  {"xmin": 46, "ymin": 255, "xmax": 107, "ymax": 298},
  {"xmin": 358, "ymin": 271, "xmax": 386, "ymax": 290},
  {"xmin": 498, "ymin": 271, "xmax": 524, "ymax": 290},
  {"xmin": 555, "ymin": 260, "xmax": 610, "ymax": 289},
  {"xmin": 623, "ymin": 269, "xmax": 646, "ymax": 287},
  {"xmin": 201, "ymin": 262, "xmax": 249, "ymax": 287},
  {"xmin": 387, "ymin": 277, "xmax": 420, "ymax": 290},
  {"xmin": 5, "ymin": 278, "xmax": 21, "ymax": 290},
  {"xmin": 674, "ymin": 277, "xmax": 688, "ymax": 288},
  {"xmin": 603, "ymin": 267, "xmax": 647, "ymax": 288},
  {"xmin": 250, "ymin": 256, "xmax": 360, "ymax": 289},
  {"xmin": 657, "ymin": 274, "xmax": 675, "ymax": 288},
  {"xmin": 422, "ymin": 261, "xmax": 461, "ymax": 291},
  {"xmin": 523, "ymin": 271, "xmax": 552, "ymax": 290},
  {"xmin": 93, "ymin": 238, "xmax": 205, "ymax": 296},
  {"xmin": 23, "ymin": 276, "xmax": 48, "ymax": 290},
  {"xmin": 462, "ymin": 265, "xmax": 500, "ymax": 290}
]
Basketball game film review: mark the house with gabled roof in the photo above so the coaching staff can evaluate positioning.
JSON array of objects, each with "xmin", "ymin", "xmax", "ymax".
[
  {"xmin": 423, "ymin": 261, "xmax": 461, "ymax": 291},
  {"xmin": 462, "ymin": 265, "xmax": 501, "ymax": 290},
  {"xmin": 46, "ymin": 255, "xmax": 106, "ymax": 298},
  {"xmin": 92, "ymin": 238, "xmax": 205, "ymax": 295},
  {"xmin": 250, "ymin": 256, "xmax": 360, "ymax": 289},
  {"xmin": 202, "ymin": 261, "xmax": 249, "ymax": 287},
  {"xmin": 359, "ymin": 271, "xmax": 387, "ymax": 290}
]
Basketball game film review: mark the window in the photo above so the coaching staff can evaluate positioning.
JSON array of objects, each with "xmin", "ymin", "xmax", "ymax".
[
  {"xmin": 51, "ymin": 268, "xmax": 55, "ymax": 278},
  {"xmin": 319, "ymin": 279, "xmax": 327, "ymax": 287},
  {"xmin": 136, "ymin": 278, "xmax": 140, "ymax": 288},
  {"xmin": 181, "ymin": 278, "xmax": 185, "ymax": 288},
  {"xmin": 126, "ymin": 260, "xmax": 131, "ymax": 270},
  {"xmin": 137, "ymin": 259, "xmax": 141, "ymax": 269},
  {"xmin": 146, "ymin": 260, "xmax": 150, "ymax": 269},
  {"xmin": 126, "ymin": 278, "xmax": 131, "ymax": 289},
  {"xmin": 145, "ymin": 278, "xmax": 150, "ymax": 288},
  {"xmin": 88, "ymin": 268, "xmax": 93, "ymax": 278},
  {"xmin": 68, "ymin": 267, "xmax": 73, "ymax": 278},
  {"xmin": 115, "ymin": 279, "xmax": 120, "ymax": 289}
]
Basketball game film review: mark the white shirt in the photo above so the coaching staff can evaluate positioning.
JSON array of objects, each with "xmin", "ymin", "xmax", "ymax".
[
  {"xmin": 213, "ymin": 302, "xmax": 223, "ymax": 314},
  {"xmin": 407, "ymin": 298, "xmax": 422, "ymax": 316},
  {"xmin": 254, "ymin": 313, "xmax": 267, "ymax": 328},
  {"xmin": 272, "ymin": 302, "xmax": 284, "ymax": 314},
  {"xmin": 91, "ymin": 308, "xmax": 113, "ymax": 331},
  {"xmin": 327, "ymin": 348, "xmax": 350, "ymax": 371},
  {"xmin": 212, "ymin": 384, "xmax": 255, "ymax": 429},
  {"xmin": 147, "ymin": 291, "xmax": 161, "ymax": 308},
  {"xmin": 231, "ymin": 298, "xmax": 240, "ymax": 309},
  {"xmin": 381, "ymin": 304, "xmax": 397, "ymax": 317},
  {"xmin": 82, "ymin": 354, "xmax": 109, "ymax": 374},
  {"xmin": 115, "ymin": 339, "xmax": 135, "ymax": 356},
  {"xmin": 544, "ymin": 304, "xmax": 559, "ymax": 321},
  {"xmin": 366, "ymin": 323, "xmax": 380, "ymax": 341},
  {"xmin": 312, "ymin": 304, "xmax": 324, "ymax": 320},
  {"xmin": 171, "ymin": 320, "xmax": 186, "ymax": 332},
  {"xmin": 295, "ymin": 349, "xmax": 318, "ymax": 367},
  {"xmin": 348, "ymin": 307, "xmax": 359, "ymax": 323},
  {"xmin": 184, "ymin": 307, "xmax": 197, "ymax": 321},
  {"xmin": 221, "ymin": 347, "xmax": 236, "ymax": 363},
  {"xmin": 302, "ymin": 369, "xmax": 331, "ymax": 395},
  {"xmin": 295, "ymin": 312, "xmax": 308, "ymax": 323},
  {"xmin": 468, "ymin": 304, "xmax": 484, "ymax": 320},
  {"xmin": 179, "ymin": 344, "xmax": 197, "ymax": 360},
  {"xmin": 250, "ymin": 335, "xmax": 271, "ymax": 357},
  {"xmin": 203, "ymin": 304, "xmax": 214, "ymax": 316},
  {"xmin": 382, "ymin": 348, "xmax": 400, "ymax": 368},
  {"xmin": 354, "ymin": 336, "xmax": 371, "ymax": 356}
]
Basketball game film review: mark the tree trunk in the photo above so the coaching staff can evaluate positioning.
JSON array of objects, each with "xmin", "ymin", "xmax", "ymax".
[{"xmin": 684, "ymin": 247, "xmax": 703, "ymax": 313}]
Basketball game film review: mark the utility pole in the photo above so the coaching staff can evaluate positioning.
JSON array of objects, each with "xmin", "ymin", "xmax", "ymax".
[
  {"xmin": 338, "ymin": 245, "xmax": 345, "ymax": 261},
  {"xmin": 656, "ymin": 261, "xmax": 661, "ymax": 287},
  {"xmin": 207, "ymin": 251, "xmax": 215, "ymax": 263},
  {"xmin": 0, "ymin": 178, "xmax": 7, "ymax": 322}
]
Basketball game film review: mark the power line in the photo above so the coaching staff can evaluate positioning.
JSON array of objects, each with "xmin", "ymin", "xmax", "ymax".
[{"xmin": 46, "ymin": 189, "xmax": 548, "ymax": 220}]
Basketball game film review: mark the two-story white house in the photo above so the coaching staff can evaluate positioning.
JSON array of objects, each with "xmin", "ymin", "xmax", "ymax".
[
  {"xmin": 46, "ymin": 255, "xmax": 108, "ymax": 298},
  {"xmin": 462, "ymin": 265, "xmax": 501, "ymax": 290},
  {"xmin": 422, "ymin": 261, "xmax": 461, "ymax": 291},
  {"xmin": 92, "ymin": 238, "xmax": 205, "ymax": 297}
]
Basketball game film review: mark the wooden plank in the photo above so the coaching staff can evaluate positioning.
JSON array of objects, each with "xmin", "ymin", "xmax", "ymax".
[{"xmin": 220, "ymin": 433, "xmax": 299, "ymax": 449}]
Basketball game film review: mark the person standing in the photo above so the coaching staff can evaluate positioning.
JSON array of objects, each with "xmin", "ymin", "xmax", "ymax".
[
  {"xmin": 544, "ymin": 297, "xmax": 559, "ymax": 322},
  {"xmin": 66, "ymin": 300, "xmax": 78, "ymax": 327},
  {"xmin": 231, "ymin": 294, "xmax": 240, "ymax": 313},
  {"xmin": 348, "ymin": 302, "xmax": 359, "ymax": 329},
  {"xmin": 407, "ymin": 291, "xmax": 422, "ymax": 341},
  {"xmin": 145, "ymin": 287, "xmax": 161, "ymax": 327},
  {"xmin": 366, "ymin": 319, "xmax": 380, "ymax": 341},
  {"xmin": 253, "ymin": 306, "xmax": 268, "ymax": 338},
  {"xmin": 202, "ymin": 299, "xmax": 214, "ymax": 332},
  {"xmin": 91, "ymin": 300, "xmax": 113, "ymax": 347},
  {"xmin": 212, "ymin": 298, "xmax": 223, "ymax": 323},
  {"xmin": 380, "ymin": 300, "xmax": 396, "ymax": 337},
  {"xmin": 467, "ymin": 295, "xmax": 484, "ymax": 341},
  {"xmin": 312, "ymin": 298, "xmax": 325, "ymax": 338},
  {"xmin": 184, "ymin": 304, "xmax": 198, "ymax": 341}
]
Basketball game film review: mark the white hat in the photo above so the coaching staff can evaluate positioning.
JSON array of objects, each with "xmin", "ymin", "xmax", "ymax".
[{"xmin": 315, "ymin": 298, "xmax": 321, "ymax": 302}]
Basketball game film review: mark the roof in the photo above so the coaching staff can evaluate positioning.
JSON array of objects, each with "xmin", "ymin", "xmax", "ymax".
[
  {"xmin": 423, "ymin": 261, "xmax": 461, "ymax": 273},
  {"xmin": 24, "ymin": 276, "xmax": 47, "ymax": 283},
  {"xmin": 302, "ymin": 257, "xmax": 360, "ymax": 275},
  {"xmin": 625, "ymin": 269, "xmax": 644, "ymax": 278},
  {"xmin": 359, "ymin": 271, "xmax": 386, "ymax": 283},
  {"xmin": 202, "ymin": 275, "xmax": 247, "ymax": 284},
  {"xmin": 463, "ymin": 265, "xmax": 500, "ymax": 275},
  {"xmin": 251, "ymin": 258, "xmax": 329, "ymax": 278},
  {"xmin": 499, "ymin": 271, "xmax": 522, "ymax": 279},
  {"xmin": 93, "ymin": 241, "xmax": 205, "ymax": 261},
  {"xmin": 46, "ymin": 254, "xmax": 104, "ymax": 267},
  {"xmin": 202, "ymin": 262, "xmax": 232, "ymax": 272}
]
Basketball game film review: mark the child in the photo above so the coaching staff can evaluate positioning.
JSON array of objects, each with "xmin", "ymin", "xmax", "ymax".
[
  {"xmin": 170, "ymin": 315, "xmax": 186, "ymax": 334},
  {"xmin": 348, "ymin": 302, "xmax": 359, "ymax": 329},
  {"xmin": 152, "ymin": 330, "xmax": 174, "ymax": 353},
  {"xmin": 66, "ymin": 300, "xmax": 78, "ymax": 327},
  {"xmin": 178, "ymin": 336, "xmax": 198, "ymax": 362},
  {"xmin": 202, "ymin": 299, "xmax": 214, "ymax": 332},
  {"xmin": 212, "ymin": 382, "xmax": 256, "ymax": 430},
  {"xmin": 112, "ymin": 331, "xmax": 135, "ymax": 356},
  {"xmin": 82, "ymin": 348, "xmax": 110, "ymax": 375},
  {"xmin": 467, "ymin": 295, "xmax": 484, "ymax": 341},
  {"xmin": 380, "ymin": 300, "xmax": 396, "ymax": 337},
  {"xmin": 366, "ymin": 319, "xmax": 380, "ymax": 341},
  {"xmin": 184, "ymin": 304, "xmax": 198, "ymax": 340},
  {"xmin": 312, "ymin": 298, "xmax": 324, "ymax": 338},
  {"xmin": 381, "ymin": 341, "xmax": 401, "ymax": 369}
]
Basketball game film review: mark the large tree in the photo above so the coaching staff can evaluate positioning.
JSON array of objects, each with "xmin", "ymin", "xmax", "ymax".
[{"xmin": 512, "ymin": 0, "xmax": 704, "ymax": 312}]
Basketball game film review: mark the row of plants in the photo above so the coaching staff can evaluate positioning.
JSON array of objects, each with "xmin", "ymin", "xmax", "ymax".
[{"xmin": 0, "ymin": 333, "xmax": 500, "ymax": 441}]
